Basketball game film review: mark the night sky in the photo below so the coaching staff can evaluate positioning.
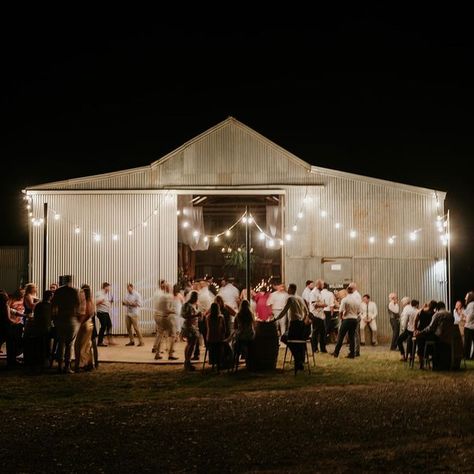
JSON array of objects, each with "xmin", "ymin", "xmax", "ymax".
[{"xmin": 1, "ymin": 9, "xmax": 473, "ymax": 302}]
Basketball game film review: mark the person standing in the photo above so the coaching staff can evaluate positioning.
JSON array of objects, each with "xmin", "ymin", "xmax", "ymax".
[
  {"xmin": 181, "ymin": 291, "xmax": 201, "ymax": 371},
  {"xmin": 267, "ymin": 283, "xmax": 289, "ymax": 336},
  {"xmin": 301, "ymin": 280, "xmax": 314, "ymax": 309},
  {"xmin": 359, "ymin": 294, "xmax": 378, "ymax": 346},
  {"xmin": 332, "ymin": 283, "xmax": 360, "ymax": 358},
  {"xmin": 321, "ymin": 282, "xmax": 335, "ymax": 343},
  {"xmin": 205, "ymin": 302, "xmax": 226, "ymax": 372},
  {"xmin": 96, "ymin": 282, "xmax": 115, "ymax": 347},
  {"xmin": 153, "ymin": 282, "xmax": 178, "ymax": 360},
  {"xmin": 51, "ymin": 275, "xmax": 80, "ymax": 374},
  {"xmin": 74, "ymin": 284, "xmax": 95, "ymax": 372},
  {"xmin": 463, "ymin": 292, "xmax": 474, "ymax": 360},
  {"xmin": 309, "ymin": 279, "xmax": 327, "ymax": 353},
  {"xmin": 122, "ymin": 283, "xmax": 144, "ymax": 347},
  {"xmin": 388, "ymin": 292, "xmax": 400, "ymax": 351},
  {"xmin": 397, "ymin": 299, "xmax": 419, "ymax": 361},
  {"xmin": 218, "ymin": 278, "xmax": 240, "ymax": 314}
]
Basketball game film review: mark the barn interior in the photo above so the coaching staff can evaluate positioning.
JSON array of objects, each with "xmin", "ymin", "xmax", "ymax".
[{"xmin": 177, "ymin": 194, "xmax": 283, "ymax": 288}]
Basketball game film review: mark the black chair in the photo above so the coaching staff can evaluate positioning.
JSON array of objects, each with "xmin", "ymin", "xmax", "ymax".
[{"xmin": 282, "ymin": 339, "xmax": 313, "ymax": 374}]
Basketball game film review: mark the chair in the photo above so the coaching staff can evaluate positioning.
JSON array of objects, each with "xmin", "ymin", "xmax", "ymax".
[
  {"xmin": 408, "ymin": 337, "xmax": 418, "ymax": 369},
  {"xmin": 285, "ymin": 339, "xmax": 316, "ymax": 368},
  {"xmin": 282, "ymin": 339, "xmax": 313, "ymax": 374},
  {"xmin": 423, "ymin": 340, "xmax": 436, "ymax": 370}
]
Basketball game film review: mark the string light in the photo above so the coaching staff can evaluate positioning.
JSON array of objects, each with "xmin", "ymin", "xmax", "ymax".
[
  {"xmin": 74, "ymin": 226, "xmax": 81, "ymax": 234},
  {"xmin": 285, "ymin": 233, "xmax": 292, "ymax": 241},
  {"xmin": 292, "ymin": 225, "xmax": 297, "ymax": 232},
  {"xmin": 128, "ymin": 229, "xmax": 133, "ymax": 236},
  {"xmin": 93, "ymin": 233, "xmax": 101, "ymax": 242},
  {"xmin": 192, "ymin": 230, "xmax": 200, "ymax": 237},
  {"xmin": 112, "ymin": 234, "xmax": 119, "ymax": 241},
  {"xmin": 259, "ymin": 232, "xmax": 265, "ymax": 240},
  {"xmin": 388, "ymin": 236, "xmax": 396, "ymax": 245},
  {"xmin": 153, "ymin": 209, "xmax": 158, "ymax": 215},
  {"xmin": 176, "ymin": 210, "xmax": 181, "ymax": 216},
  {"xmin": 203, "ymin": 236, "xmax": 209, "ymax": 242},
  {"xmin": 142, "ymin": 221, "xmax": 148, "ymax": 227},
  {"xmin": 369, "ymin": 236, "xmax": 375, "ymax": 244},
  {"xmin": 54, "ymin": 213, "xmax": 60, "ymax": 220},
  {"xmin": 182, "ymin": 221, "xmax": 189, "ymax": 228},
  {"xmin": 225, "ymin": 230, "xmax": 231, "ymax": 237},
  {"xmin": 320, "ymin": 210, "xmax": 327, "ymax": 218},
  {"xmin": 350, "ymin": 230, "xmax": 357, "ymax": 239},
  {"xmin": 297, "ymin": 212, "xmax": 303, "ymax": 219},
  {"xmin": 335, "ymin": 223, "xmax": 341, "ymax": 229}
]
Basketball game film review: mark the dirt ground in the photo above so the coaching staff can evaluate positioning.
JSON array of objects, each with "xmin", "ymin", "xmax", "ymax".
[{"xmin": 1, "ymin": 353, "xmax": 474, "ymax": 473}]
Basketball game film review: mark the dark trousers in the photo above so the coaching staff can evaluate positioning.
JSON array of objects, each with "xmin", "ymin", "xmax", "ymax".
[
  {"xmin": 324, "ymin": 311, "xmax": 332, "ymax": 338},
  {"xmin": 390, "ymin": 318, "xmax": 400, "ymax": 350},
  {"xmin": 334, "ymin": 318, "xmax": 358, "ymax": 357},
  {"xmin": 193, "ymin": 319, "xmax": 206, "ymax": 357},
  {"xmin": 464, "ymin": 327, "xmax": 474, "ymax": 360},
  {"xmin": 311, "ymin": 318, "xmax": 326, "ymax": 352},
  {"xmin": 397, "ymin": 329, "xmax": 413, "ymax": 358},
  {"xmin": 207, "ymin": 341, "xmax": 223, "ymax": 369},
  {"xmin": 97, "ymin": 311, "xmax": 112, "ymax": 344},
  {"xmin": 6, "ymin": 324, "xmax": 21, "ymax": 367},
  {"xmin": 281, "ymin": 320, "xmax": 306, "ymax": 367}
]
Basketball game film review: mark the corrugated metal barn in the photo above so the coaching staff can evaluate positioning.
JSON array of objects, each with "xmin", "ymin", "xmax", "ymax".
[{"xmin": 26, "ymin": 118, "xmax": 448, "ymax": 338}]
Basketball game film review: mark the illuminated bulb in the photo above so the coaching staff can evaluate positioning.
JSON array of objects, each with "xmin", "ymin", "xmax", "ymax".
[
  {"xmin": 237, "ymin": 247, "xmax": 241, "ymax": 252},
  {"xmin": 203, "ymin": 236, "xmax": 208, "ymax": 242},
  {"xmin": 94, "ymin": 234, "xmax": 101, "ymax": 242},
  {"xmin": 112, "ymin": 234, "xmax": 119, "ymax": 241},
  {"xmin": 192, "ymin": 230, "xmax": 200, "ymax": 237},
  {"xmin": 297, "ymin": 212, "xmax": 303, "ymax": 219},
  {"xmin": 214, "ymin": 236, "xmax": 219, "ymax": 243},
  {"xmin": 142, "ymin": 221, "xmax": 148, "ymax": 227},
  {"xmin": 388, "ymin": 237, "xmax": 395, "ymax": 245},
  {"xmin": 259, "ymin": 232, "xmax": 265, "ymax": 240},
  {"xmin": 350, "ymin": 230, "xmax": 357, "ymax": 239},
  {"xmin": 369, "ymin": 236, "xmax": 375, "ymax": 244},
  {"xmin": 225, "ymin": 230, "xmax": 231, "ymax": 237},
  {"xmin": 28, "ymin": 212, "xmax": 33, "ymax": 217},
  {"xmin": 227, "ymin": 247, "xmax": 232, "ymax": 253},
  {"xmin": 250, "ymin": 248, "xmax": 254, "ymax": 253},
  {"xmin": 409, "ymin": 232, "xmax": 417, "ymax": 241},
  {"xmin": 335, "ymin": 223, "xmax": 341, "ymax": 229},
  {"xmin": 74, "ymin": 226, "xmax": 81, "ymax": 234},
  {"xmin": 268, "ymin": 239, "xmax": 275, "ymax": 247},
  {"xmin": 153, "ymin": 209, "xmax": 158, "ymax": 215},
  {"xmin": 128, "ymin": 230, "xmax": 133, "ymax": 236},
  {"xmin": 320, "ymin": 210, "xmax": 327, "ymax": 218},
  {"xmin": 26, "ymin": 204, "xmax": 31, "ymax": 210},
  {"xmin": 176, "ymin": 210, "xmax": 181, "ymax": 216},
  {"xmin": 54, "ymin": 213, "xmax": 60, "ymax": 220},
  {"xmin": 182, "ymin": 221, "xmax": 189, "ymax": 228},
  {"xmin": 285, "ymin": 233, "xmax": 292, "ymax": 241},
  {"xmin": 247, "ymin": 216, "xmax": 254, "ymax": 224},
  {"xmin": 242, "ymin": 217, "xmax": 248, "ymax": 224},
  {"xmin": 443, "ymin": 221, "xmax": 447, "ymax": 228},
  {"xmin": 437, "ymin": 215, "xmax": 442, "ymax": 221},
  {"xmin": 221, "ymin": 247, "xmax": 226, "ymax": 253},
  {"xmin": 279, "ymin": 239, "xmax": 284, "ymax": 246},
  {"xmin": 292, "ymin": 225, "xmax": 298, "ymax": 232}
]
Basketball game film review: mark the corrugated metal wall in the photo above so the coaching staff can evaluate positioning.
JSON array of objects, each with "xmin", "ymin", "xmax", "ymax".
[
  {"xmin": 27, "ymin": 118, "xmax": 447, "ymax": 339},
  {"xmin": 29, "ymin": 193, "xmax": 177, "ymax": 334},
  {"xmin": 0, "ymin": 246, "xmax": 28, "ymax": 294}
]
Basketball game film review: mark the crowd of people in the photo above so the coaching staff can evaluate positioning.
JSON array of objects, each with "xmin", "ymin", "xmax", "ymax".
[{"xmin": 1, "ymin": 274, "xmax": 473, "ymax": 373}]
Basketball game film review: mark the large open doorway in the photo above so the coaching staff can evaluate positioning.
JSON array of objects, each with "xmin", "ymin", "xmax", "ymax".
[{"xmin": 177, "ymin": 193, "xmax": 283, "ymax": 289}]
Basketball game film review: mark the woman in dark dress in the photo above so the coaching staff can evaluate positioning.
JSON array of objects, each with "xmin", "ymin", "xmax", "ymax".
[{"xmin": 415, "ymin": 300, "xmax": 437, "ymax": 368}]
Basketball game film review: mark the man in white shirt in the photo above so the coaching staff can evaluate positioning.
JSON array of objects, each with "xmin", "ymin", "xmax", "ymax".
[
  {"xmin": 388, "ymin": 292, "xmax": 400, "ymax": 351},
  {"xmin": 193, "ymin": 280, "xmax": 214, "ymax": 359},
  {"xmin": 96, "ymin": 282, "xmax": 115, "ymax": 347},
  {"xmin": 122, "ymin": 283, "xmax": 144, "ymax": 347},
  {"xmin": 309, "ymin": 279, "xmax": 327, "ymax": 353},
  {"xmin": 332, "ymin": 283, "xmax": 361, "ymax": 358},
  {"xmin": 267, "ymin": 283, "xmax": 289, "ymax": 336},
  {"xmin": 397, "ymin": 299, "xmax": 419, "ymax": 361},
  {"xmin": 301, "ymin": 280, "xmax": 314, "ymax": 309},
  {"xmin": 321, "ymin": 282, "xmax": 335, "ymax": 342},
  {"xmin": 153, "ymin": 282, "xmax": 178, "ymax": 361},
  {"xmin": 360, "ymin": 294, "xmax": 378, "ymax": 346},
  {"xmin": 218, "ymin": 278, "xmax": 240, "ymax": 313}
]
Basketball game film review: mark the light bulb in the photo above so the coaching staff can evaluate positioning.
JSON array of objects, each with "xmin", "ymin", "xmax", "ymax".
[
  {"xmin": 297, "ymin": 212, "xmax": 303, "ymax": 219},
  {"xmin": 192, "ymin": 230, "xmax": 200, "ymax": 237},
  {"xmin": 388, "ymin": 236, "xmax": 395, "ymax": 245},
  {"xmin": 409, "ymin": 232, "xmax": 417, "ymax": 241},
  {"xmin": 204, "ymin": 236, "xmax": 209, "ymax": 242},
  {"xmin": 247, "ymin": 216, "xmax": 254, "ymax": 224},
  {"xmin": 369, "ymin": 236, "xmax": 375, "ymax": 244},
  {"xmin": 242, "ymin": 217, "xmax": 248, "ymax": 224},
  {"xmin": 128, "ymin": 230, "xmax": 133, "ymax": 236},
  {"xmin": 112, "ymin": 234, "xmax": 119, "ymax": 241},
  {"xmin": 176, "ymin": 210, "xmax": 181, "ymax": 216},
  {"xmin": 74, "ymin": 226, "xmax": 81, "ymax": 234},
  {"xmin": 225, "ymin": 230, "xmax": 231, "ymax": 237},
  {"xmin": 268, "ymin": 239, "xmax": 274, "ymax": 247},
  {"xmin": 320, "ymin": 210, "xmax": 327, "ymax": 218},
  {"xmin": 292, "ymin": 225, "xmax": 297, "ymax": 232},
  {"xmin": 94, "ymin": 234, "xmax": 101, "ymax": 242},
  {"xmin": 153, "ymin": 209, "xmax": 158, "ymax": 215},
  {"xmin": 350, "ymin": 230, "xmax": 357, "ymax": 238},
  {"xmin": 285, "ymin": 233, "xmax": 292, "ymax": 241},
  {"xmin": 214, "ymin": 236, "xmax": 219, "ymax": 243},
  {"xmin": 335, "ymin": 222, "xmax": 341, "ymax": 229},
  {"xmin": 54, "ymin": 213, "xmax": 60, "ymax": 220},
  {"xmin": 259, "ymin": 232, "xmax": 265, "ymax": 240},
  {"xmin": 142, "ymin": 221, "xmax": 148, "ymax": 227},
  {"xmin": 182, "ymin": 221, "xmax": 189, "ymax": 228}
]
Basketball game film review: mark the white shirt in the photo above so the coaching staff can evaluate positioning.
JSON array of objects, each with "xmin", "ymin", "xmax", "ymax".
[
  {"xmin": 360, "ymin": 301, "xmax": 378, "ymax": 321},
  {"xmin": 388, "ymin": 301, "xmax": 400, "ymax": 316},
  {"xmin": 400, "ymin": 304, "xmax": 418, "ymax": 332},
  {"xmin": 197, "ymin": 287, "xmax": 214, "ymax": 314},
  {"xmin": 95, "ymin": 290, "xmax": 113, "ymax": 313},
  {"xmin": 219, "ymin": 283, "xmax": 240, "ymax": 311},
  {"xmin": 275, "ymin": 295, "xmax": 308, "ymax": 322},
  {"xmin": 123, "ymin": 290, "xmax": 142, "ymax": 317},
  {"xmin": 153, "ymin": 291, "xmax": 175, "ymax": 318},
  {"xmin": 267, "ymin": 290, "xmax": 289, "ymax": 313},
  {"xmin": 309, "ymin": 288, "xmax": 325, "ymax": 319},
  {"xmin": 321, "ymin": 289, "xmax": 335, "ymax": 312},
  {"xmin": 301, "ymin": 286, "xmax": 313, "ymax": 306},
  {"xmin": 339, "ymin": 293, "xmax": 361, "ymax": 319},
  {"xmin": 465, "ymin": 302, "xmax": 474, "ymax": 330}
]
